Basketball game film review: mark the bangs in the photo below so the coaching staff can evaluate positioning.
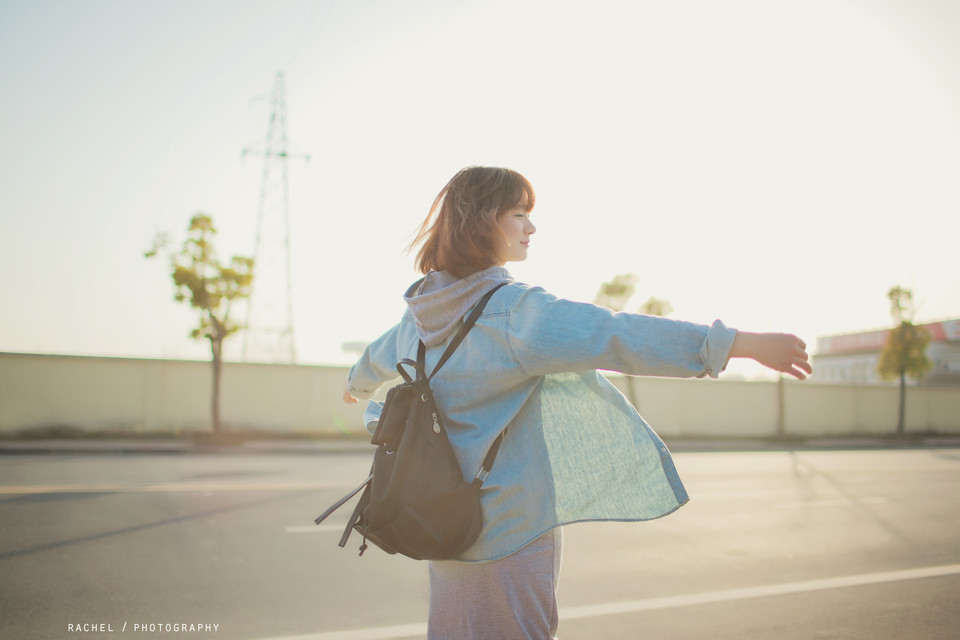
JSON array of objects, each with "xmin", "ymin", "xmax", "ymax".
[{"xmin": 501, "ymin": 172, "xmax": 536, "ymax": 215}]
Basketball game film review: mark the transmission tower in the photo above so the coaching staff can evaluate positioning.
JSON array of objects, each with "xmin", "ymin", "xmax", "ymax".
[{"xmin": 242, "ymin": 71, "xmax": 308, "ymax": 363}]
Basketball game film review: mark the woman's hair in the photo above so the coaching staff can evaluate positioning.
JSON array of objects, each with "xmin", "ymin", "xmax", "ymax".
[{"xmin": 409, "ymin": 166, "xmax": 535, "ymax": 277}]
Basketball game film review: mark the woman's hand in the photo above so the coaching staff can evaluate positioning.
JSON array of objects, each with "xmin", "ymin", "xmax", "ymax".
[
  {"xmin": 342, "ymin": 378, "xmax": 359, "ymax": 404},
  {"xmin": 730, "ymin": 332, "xmax": 813, "ymax": 380}
]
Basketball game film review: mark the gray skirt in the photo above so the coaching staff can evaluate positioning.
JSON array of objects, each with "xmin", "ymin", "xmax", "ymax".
[{"xmin": 427, "ymin": 528, "xmax": 562, "ymax": 640}]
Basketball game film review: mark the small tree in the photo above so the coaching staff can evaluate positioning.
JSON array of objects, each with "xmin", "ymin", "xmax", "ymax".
[
  {"xmin": 594, "ymin": 273, "xmax": 639, "ymax": 312},
  {"xmin": 146, "ymin": 213, "xmax": 254, "ymax": 436},
  {"xmin": 640, "ymin": 296, "xmax": 672, "ymax": 317},
  {"xmin": 595, "ymin": 274, "xmax": 674, "ymax": 411},
  {"xmin": 877, "ymin": 286, "xmax": 932, "ymax": 435}
]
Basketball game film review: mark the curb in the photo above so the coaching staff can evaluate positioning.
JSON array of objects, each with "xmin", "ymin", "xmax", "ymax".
[
  {"xmin": 0, "ymin": 439, "xmax": 372, "ymax": 455},
  {"xmin": 1, "ymin": 437, "xmax": 958, "ymax": 455}
]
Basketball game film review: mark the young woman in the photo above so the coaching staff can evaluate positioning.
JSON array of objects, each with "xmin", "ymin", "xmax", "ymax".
[{"xmin": 343, "ymin": 166, "xmax": 811, "ymax": 640}]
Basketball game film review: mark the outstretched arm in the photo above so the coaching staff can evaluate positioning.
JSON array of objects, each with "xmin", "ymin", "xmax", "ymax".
[
  {"xmin": 729, "ymin": 332, "xmax": 812, "ymax": 379},
  {"xmin": 341, "ymin": 322, "xmax": 404, "ymax": 404},
  {"xmin": 506, "ymin": 287, "xmax": 738, "ymax": 379}
]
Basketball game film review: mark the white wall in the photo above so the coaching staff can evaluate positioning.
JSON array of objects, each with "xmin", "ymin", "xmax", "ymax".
[
  {"xmin": 0, "ymin": 353, "xmax": 369, "ymax": 435},
  {"xmin": 2, "ymin": 353, "xmax": 958, "ymax": 437}
]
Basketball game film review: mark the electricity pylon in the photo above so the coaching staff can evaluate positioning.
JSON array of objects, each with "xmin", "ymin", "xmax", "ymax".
[{"xmin": 242, "ymin": 71, "xmax": 308, "ymax": 363}]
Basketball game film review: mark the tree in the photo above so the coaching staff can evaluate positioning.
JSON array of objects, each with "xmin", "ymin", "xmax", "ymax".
[
  {"xmin": 594, "ymin": 273, "xmax": 639, "ymax": 311},
  {"xmin": 876, "ymin": 286, "xmax": 932, "ymax": 435},
  {"xmin": 146, "ymin": 213, "xmax": 254, "ymax": 436},
  {"xmin": 595, "ymin": 274, "xmax": 674, "ymax": 411},
  {"xmin": 640, "ymin": 296, "xmax": 673, "ymax": 317}
]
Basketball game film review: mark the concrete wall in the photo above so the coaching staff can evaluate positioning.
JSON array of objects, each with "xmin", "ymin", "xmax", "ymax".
[
  {"xmin": 0, "ymin": 353, "xmax": 369, "ymax": 435},
  {"xmin": 2, "ymin": 352, "xmax": 959, "ymax": 437}
]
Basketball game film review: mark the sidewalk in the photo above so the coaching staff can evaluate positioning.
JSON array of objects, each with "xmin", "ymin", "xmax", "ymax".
[{"xmin": 1, "ymin": 435, "xmax": 958, "ymax": 455}]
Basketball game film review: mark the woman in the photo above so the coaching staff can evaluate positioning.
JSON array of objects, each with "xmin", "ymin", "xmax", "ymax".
[{"xmin": 343, "ymin": 166, "xmax": 811, "ymax": 639}]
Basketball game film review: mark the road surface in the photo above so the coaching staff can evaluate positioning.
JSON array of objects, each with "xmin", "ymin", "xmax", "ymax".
[{"xmin": 1, "ymin": 447, "xmax": 958, "ymax": 639}]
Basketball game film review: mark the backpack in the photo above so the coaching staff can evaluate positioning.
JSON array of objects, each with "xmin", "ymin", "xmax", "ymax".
[{"xmin": 314, "ymin": 282, "xmax": 508, "ymax": 560}]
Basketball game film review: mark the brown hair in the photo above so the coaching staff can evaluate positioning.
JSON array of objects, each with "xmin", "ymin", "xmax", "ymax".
[{"xmin": 409, "ymin": 167, "xmax": 535, "ymax": 277}]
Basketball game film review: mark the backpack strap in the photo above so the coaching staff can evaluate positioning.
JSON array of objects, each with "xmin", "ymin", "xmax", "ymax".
[
  {"xmin": 314, "ymin": 470, "xmax": 374, "ymax": 554},
  {"xmin": 474, "ymin": 429, "xmax": 506, "ymax": 484},
  {"xmin": 339, "ymin": 482, "xmax": 371, "ymax": 555},
  {"xmin": 314, "ymin": 471, "xmax": 373, "ymax": 526},
  {"xmin": 396, "ymin": 358, "xmax": 418, "ymax": 383},
  {"xmin": 426, "ymin": 281, "xmax": 509, "ymax": 380},
  {"xmin": 421, "ymin": 282, "xmax": 510, "ymax": 484}
]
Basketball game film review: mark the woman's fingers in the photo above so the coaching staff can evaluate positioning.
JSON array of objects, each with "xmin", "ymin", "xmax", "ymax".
[
  {"xmin": 772, "ymin": 335, "xmax": 812, "ymax": 379},
  {"xmin": 783, "ymin": 355, "xmax": 813, "ymax": 380},
  {"xmin": 342, "ymin": 379, "xmax": 360, "ymax": 404}
]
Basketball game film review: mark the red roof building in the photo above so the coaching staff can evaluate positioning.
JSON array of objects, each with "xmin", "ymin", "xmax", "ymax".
[{"xmin": 814, "ymin": 319, "xmax": 960, "ymax": 385}]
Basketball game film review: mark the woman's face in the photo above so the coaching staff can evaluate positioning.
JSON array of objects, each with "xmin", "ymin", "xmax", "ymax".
[{"xmin": 493, "ymin": 206, "xmax": 536, "ymax": 265}]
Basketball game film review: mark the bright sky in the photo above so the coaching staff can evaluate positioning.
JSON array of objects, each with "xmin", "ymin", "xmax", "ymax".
[{"xmin": 1, "ymin": 0, "xmax": 958, "ymax": 380}]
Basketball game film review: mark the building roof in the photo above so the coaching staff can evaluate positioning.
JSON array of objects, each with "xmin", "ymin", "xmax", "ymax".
[{"xmin": 817, "ymin": 319, "xmax": 960, "ymax": 356}]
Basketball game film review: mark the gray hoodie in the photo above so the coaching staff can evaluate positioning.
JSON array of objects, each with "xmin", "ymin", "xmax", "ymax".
[{"xmin": 403, "ymin": 266, "xmax": 514, "ymax": 347}]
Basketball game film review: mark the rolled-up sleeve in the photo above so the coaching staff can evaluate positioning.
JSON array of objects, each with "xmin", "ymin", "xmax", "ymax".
[
  {"xmin": 698, "ymin": 319, "xmax": 738, "ymax": 379},
  {"xmin": 362, "ymin": 401, "xmax": 384, "ymax": 435}
]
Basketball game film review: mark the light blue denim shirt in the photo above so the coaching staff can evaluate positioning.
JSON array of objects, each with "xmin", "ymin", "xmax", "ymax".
[{"xmin": 348, "ymin": 272, "xmax": 738, "ymax": 562}]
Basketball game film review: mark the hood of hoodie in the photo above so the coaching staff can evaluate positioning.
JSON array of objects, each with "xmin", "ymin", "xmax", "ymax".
[{"xmin": 403, "ymin": 266, "xmax": 513, "ymax": 347}]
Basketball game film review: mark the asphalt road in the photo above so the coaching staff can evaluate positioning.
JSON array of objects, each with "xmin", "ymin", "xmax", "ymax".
[{"xmin": 1, "ymin": 447, "xmax": 958, "ymax": 639}]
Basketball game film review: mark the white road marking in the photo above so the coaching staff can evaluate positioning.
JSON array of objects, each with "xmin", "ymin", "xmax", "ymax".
[
  {"xmin": 285, "ymin": 525, "xmax": 344, "ymax": 533},
  {"xmin": 256, "ymin": 563, "xmax": 960, "ymax": 640},
  {"xmin": 559, "ymin": 563, "xmax": 960, "ymax": 620},
  {"xmin": 260, "ymin": 623, "xmax": 427, "ymax": 640},
  {"xmin": 774, "ymin": 497, "xmax": 888, "ymax": 509}
]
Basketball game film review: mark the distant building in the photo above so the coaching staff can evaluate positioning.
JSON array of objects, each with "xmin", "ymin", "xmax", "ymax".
[{"xmin": 814, "ymin": 319, "xmax": 960, "ymax": 385}]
